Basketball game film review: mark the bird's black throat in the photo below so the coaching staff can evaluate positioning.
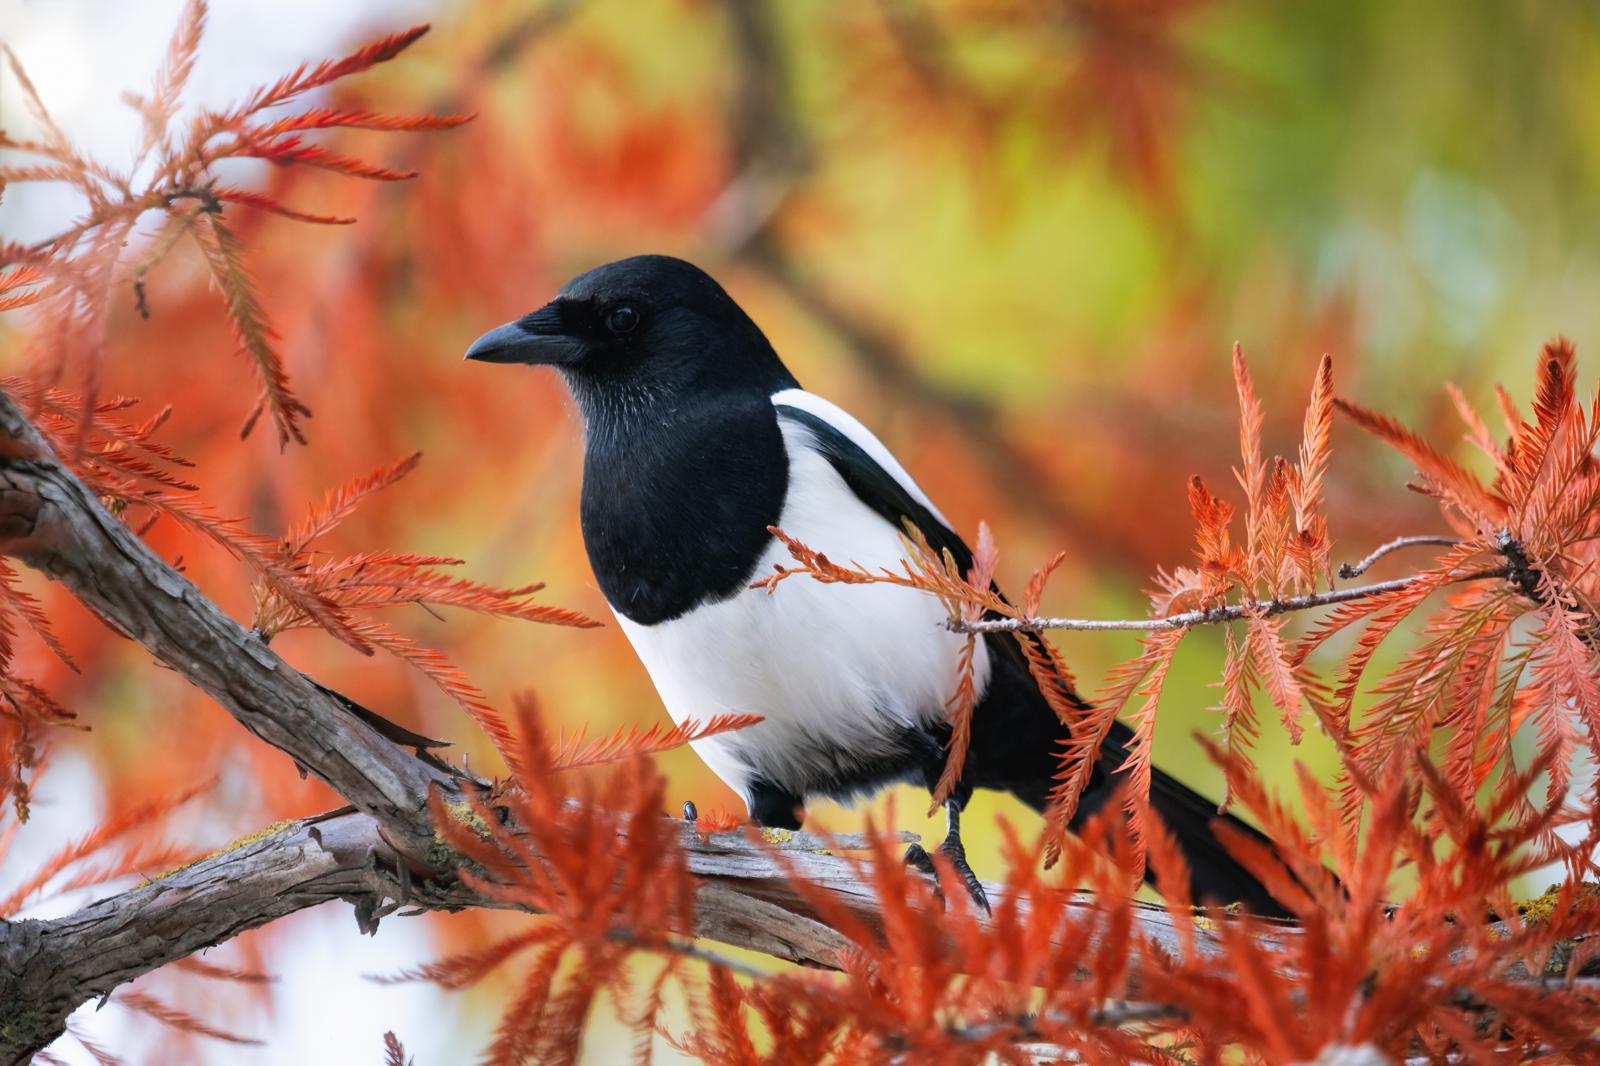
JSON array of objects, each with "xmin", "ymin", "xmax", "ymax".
[{"xmin": 576, "ymin": 390, "xmax": 790, "ymax": 625}]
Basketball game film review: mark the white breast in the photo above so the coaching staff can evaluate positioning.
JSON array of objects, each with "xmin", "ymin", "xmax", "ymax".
[{"xmin": 613, "ymin": 394, "xmax": 990, "ymax": 804}]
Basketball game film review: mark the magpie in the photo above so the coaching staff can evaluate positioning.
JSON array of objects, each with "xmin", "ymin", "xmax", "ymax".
[{"xmin": 466, "ymin": 254, "xmax": 1283, "ymax": 915}]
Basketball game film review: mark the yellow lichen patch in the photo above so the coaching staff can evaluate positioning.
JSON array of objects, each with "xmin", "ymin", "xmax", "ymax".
[
  {"xmin": 1521, "ymin": 884, "xmax": 1562, "ymax": 925},
  {"xmin": 428, "ymin": 800, "xmax": 497, "ymax": 869},
  {"xmin": 760, "ymin": 827, "xmax": 794, "ymax": 845},
  {"xmin": 1193, "ymin": 915, "xmax": 1216, "ymax": 932},
  {"xmin": 135, "ymin": 820, "xmax": 297, "ymax": 887},
  {"xmin": 218, "ymin": 819, "xmax": 297, "ymax": 854},
  {"xmin": 442, "ymin": 799, "xmax": 493, "ymax": 840},
  {"xmin": 1518, "ymin": 881, "xmax": 1600, "ymax": 925}
]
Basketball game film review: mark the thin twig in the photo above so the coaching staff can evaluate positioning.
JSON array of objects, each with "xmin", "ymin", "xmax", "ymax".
[
  {"xmin": 951, "ymin": 567, "xmax": 1511, "ymax": 634},
  {"xmin": 1338, "ymin": 535, "xmax": 1459, "ymax": 579}
]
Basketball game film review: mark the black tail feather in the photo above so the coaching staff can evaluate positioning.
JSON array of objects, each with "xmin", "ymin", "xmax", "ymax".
[
  {"xmin": 969, "ymin": 631, "xmax": 1293, "ymax": 918},
  {"xmin": 1008, "ymin": 761, "xmax": 1289, "ymax": 918},
  {"xmin": 1143, "ymin": 764, "xmax": 1289, "ymax": 917}
]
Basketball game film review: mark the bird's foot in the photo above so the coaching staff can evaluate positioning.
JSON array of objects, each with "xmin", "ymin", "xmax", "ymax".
[
  {"xmin": 937, "ymin": 828, "xmax": 990, "ymax": 915},
  {"xmin": 903, "ymin": 841, "xmax": 936, "ymax": 875},
  {"xmin": 903, "ymin": 804, "xmax": 991, "ymax": 915},
  {"xmin": 680, "ymin": 800, "xmax": 746, "ymax": 832}
]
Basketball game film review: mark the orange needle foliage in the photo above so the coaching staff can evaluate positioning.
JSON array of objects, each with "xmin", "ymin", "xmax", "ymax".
[
  {"xmin": 0, "ymin": 3, "xmax": 578, "ymax": 817},
  {"xmin": 406, "ymin": 698, "xmax": 1600, "ymax": 1063},
  {"xmin": 1, "ymin": 4, "xmax": 468, "ymax": 445},
  {"xmin": 5, "ymin": 3, "xmax": 1600, "ymax": 1063},
  {"xmin": 378, "ymin": 697, "xmax": 703, "ymax": 1066}
]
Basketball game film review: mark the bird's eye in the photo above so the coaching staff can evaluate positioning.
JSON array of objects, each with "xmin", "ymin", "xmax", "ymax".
[{"xmin": 606, "ymin": 305, "xmax": 640, "ymax": 335}]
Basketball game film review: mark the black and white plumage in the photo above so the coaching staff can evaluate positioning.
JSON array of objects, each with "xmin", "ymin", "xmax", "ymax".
[{"xmin": 466, "ymin": 254, "xmax": 1283, "ymax": 915}]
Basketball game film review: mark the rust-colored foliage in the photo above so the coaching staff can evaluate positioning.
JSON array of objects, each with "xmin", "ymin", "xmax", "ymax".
[
  {"xmin": 0, "ymin": 3, "xmax": 597, "ymax": 817},
  {"xmin": 114, "ymin": 989, "xmax": 263, "ymax": 1048},
  {"xmin": 383, "ymin": 1030, "xmax": 414, "ymax": 1066},
  {"xmin": 551, "ymin": 712, "xmax": 765, "ymax": 771},
  {"xmin": 1317, "ymin": 338, "xmax": 1600, "ymax": 826},
  {"xmin": 253, "ymin": 450, "xmax": 600, "ymax": 752},
  {"xmin": 378, "ymin": 696, "xmax": 704, "ymax": 1066},
  {"xmin": 1, "ymin": 2, "xmax": 467, "ymax": 446},
  {"xmin": 7, "ymin": 3, "xmax": 1600, "ymax": 1063},
  {"xmin": 0, "ymin": 779, "xmax": 210, "ymax": 917}
]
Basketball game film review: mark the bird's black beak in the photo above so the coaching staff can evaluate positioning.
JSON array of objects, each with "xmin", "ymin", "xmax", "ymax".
[{"xmin": 464, "ymin": 303, "xmax": 586, "ymax": 366}]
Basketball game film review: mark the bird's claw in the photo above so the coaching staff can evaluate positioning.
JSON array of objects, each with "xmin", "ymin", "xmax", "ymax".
[
  {"xmin": 937, "ymin": 832, "xmax": 991, "ymax": 915},
  {"xmin": 902, "ymin": 835, "xmax": 991, "ymax": 915},
  {"xmin": 903, "ymin": 841, "xmax": 936, "ymax": 874}
]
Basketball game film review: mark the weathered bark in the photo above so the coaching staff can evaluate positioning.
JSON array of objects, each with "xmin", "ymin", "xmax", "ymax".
[
  {"xmin": 0, "ymin": 391, "xmax": 457, "ymax": 866},
  {"xmin": 0, "ymin": 792, "xmax": 1218, "ymax": 1064},
  {"xmin": 0, "ymin": 810, "xmax": 396, "ymax": 1060}
]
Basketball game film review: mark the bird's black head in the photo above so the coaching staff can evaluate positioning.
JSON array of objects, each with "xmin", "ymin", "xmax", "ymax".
[{"xmin": 464, "ymin": 255, "xmax": 797, "ymax": 420}]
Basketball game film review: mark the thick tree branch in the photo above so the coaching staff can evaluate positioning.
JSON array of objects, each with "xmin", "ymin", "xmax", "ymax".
[
  {"xmin": 0, "ymin": 796, "xmax": 1231, "ymax": 1063},
  {"xmin": 0, "ymin": 806, "xmax": 859, "ymax": 1061},
  {"xmin": 0, "ymin": 810, "xmax": 402, "ymax": 1062}
]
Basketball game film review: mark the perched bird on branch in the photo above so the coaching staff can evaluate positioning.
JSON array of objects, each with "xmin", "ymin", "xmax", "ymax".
[{"xmin": 466, "ymin": 254, "xmax": 1283, "ymax": 915}]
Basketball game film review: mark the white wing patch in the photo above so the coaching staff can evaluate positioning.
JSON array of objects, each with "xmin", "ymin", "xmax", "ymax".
[
  {"xmin": 768, "ymin": 387, "xmax": 953, "ymax": 527},
  {"xmin": 613, "ymin": 407, "xmax": 988, "ymax": 804}
]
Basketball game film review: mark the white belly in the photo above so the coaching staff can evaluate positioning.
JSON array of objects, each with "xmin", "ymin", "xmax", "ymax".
[{"xmin": 613, "ymin": 420, "xmax": 990, "ymax": 803}]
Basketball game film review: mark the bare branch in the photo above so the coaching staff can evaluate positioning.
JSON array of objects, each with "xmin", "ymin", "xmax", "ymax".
[
  {"xmin": 0, "ymin": 797, "xmax": 1242, "ymax": 1063},
  {"xmin": 952, "ymin": 567, "xmax": 1512, "ymax": 634},
  {"xmin": 1338, "ymin": 535, "xmax": 1459, "ymax": 579},
  {"xmin": 0, "ymin": 811, "xmax": 401, "ymax": 1062}
]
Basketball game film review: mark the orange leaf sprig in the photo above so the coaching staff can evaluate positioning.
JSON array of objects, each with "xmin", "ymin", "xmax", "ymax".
[
  {"xmin": 550, "ymin": 712, "xmax": 764, "ymax": 772},
  {"xmin": 382, "ymin": 696, "xmax": 704, "ymax": 1066},
  {"xmin": 1313, "ymin": 338, "xmax": 1600, "ymax": 828},
  {"xmin": 0, "ymin": 1, "xmax": 471, "ymax": 445},
  {"xmin": 0, "ymin": 779, "xmax": 212, "ymax": 917},
  {"xmin": 251, "ymin": 453, "xmax": 600, "ymax": 754}
]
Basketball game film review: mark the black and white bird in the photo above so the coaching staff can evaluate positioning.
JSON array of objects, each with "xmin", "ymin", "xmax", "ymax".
[{"xmin": 466, "ymin": 254, "xmax": 1281, "ymax": 914}]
